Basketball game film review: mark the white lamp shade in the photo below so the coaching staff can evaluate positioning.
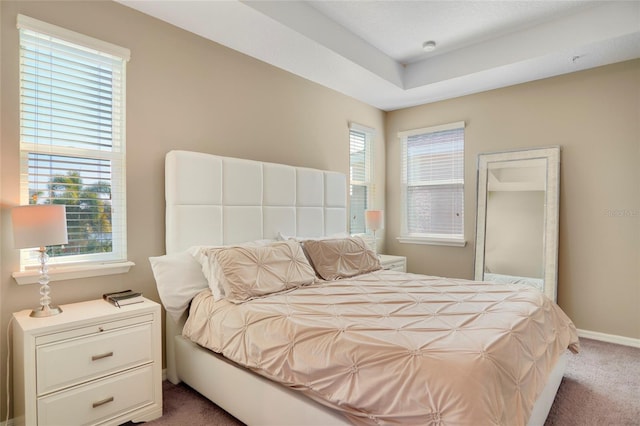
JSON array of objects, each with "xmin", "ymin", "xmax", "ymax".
[
  {"xmin": 365, "ymin": 210, "xmax": 384, "ymax": 231},
  {"xmin": 12, "ymin": 205, "xmax": 68, "ymax": 249}
]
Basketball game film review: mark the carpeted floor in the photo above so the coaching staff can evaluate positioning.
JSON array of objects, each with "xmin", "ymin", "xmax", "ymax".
[
  {"xmin": 544, "ymin": 338, "xmax": 640, "ymax": 425},
  {"xmin": 143, "ymin": 338, "xmax": 640, "ymax": 425}
]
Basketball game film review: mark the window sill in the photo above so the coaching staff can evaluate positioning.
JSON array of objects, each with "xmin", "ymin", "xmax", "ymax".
[
  {"xmin": 397, "ymin": 236, "xmax": 467, "ymax": 247},
  {"xmin": 12, "ymin": 261, "xmax": 135, "ymax": 285}
]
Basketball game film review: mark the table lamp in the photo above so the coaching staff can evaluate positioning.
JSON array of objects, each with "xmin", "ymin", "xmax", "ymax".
[
  {"xmin": 365, "ymin": 210, "xmax": 384, "ymax": 255},
  {"xmin": 12, "ymin": 204, "xmax": 68, "ymax": 317}
]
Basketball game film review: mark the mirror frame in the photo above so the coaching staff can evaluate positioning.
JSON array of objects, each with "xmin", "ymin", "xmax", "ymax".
[{"xmin": 474, "ymin": 146, "xmax": 560, "ymax": 302}]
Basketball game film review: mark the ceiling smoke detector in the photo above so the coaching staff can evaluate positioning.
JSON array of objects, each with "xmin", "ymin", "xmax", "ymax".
[{"xmin": 422, "ymin": 40, "xmax": 437, "ymax": 52}]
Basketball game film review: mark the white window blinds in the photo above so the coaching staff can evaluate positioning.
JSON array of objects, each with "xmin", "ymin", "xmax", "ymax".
[
  {"xmin": 18, "ymin": 15, "xmax": 130, "ymax": 267},
  {"xmin": 349, "ymin": 124, "xmax": 374, "ymax": 234},
  {"xmin": 399, "ymin": 122, "xmax": 465, "ymax": 245}
]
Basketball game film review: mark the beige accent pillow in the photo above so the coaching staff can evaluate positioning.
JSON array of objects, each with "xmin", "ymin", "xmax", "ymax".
[
  {"xmin": 191, "ymin": 240, "xmax": 273, "ymax": 301},
  {"xmin": 213, "ymin": 240, "xmax": 317, "ymax": 303},
  {"xmin": 302, "ymin": 235, "xmax": 381, "ymax": 280}
]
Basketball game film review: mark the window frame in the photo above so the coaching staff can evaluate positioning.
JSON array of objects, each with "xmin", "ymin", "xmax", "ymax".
[
  {"xmin": 348, "ymin": 123, "xmax": 375, "ymax": 235},
  {"xmin": 14, "ymin": 15, "xmax": 133, "ymax": 284},
  {"xmin": 397, "ymin": 121, "xmax": 466, "ymax": 247}
]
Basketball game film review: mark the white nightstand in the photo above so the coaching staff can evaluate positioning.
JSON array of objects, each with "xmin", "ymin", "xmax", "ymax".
[
  {"xmin": 379, "ymin": 254, "xmax": 407, "ymax": 272},
  {"xmin": 12, "ymin": 298, "xmax": 162, "ymax": 426}
]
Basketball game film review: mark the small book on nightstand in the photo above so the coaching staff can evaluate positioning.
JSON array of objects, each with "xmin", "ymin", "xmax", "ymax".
[{"xmin": 103, "ymin": 289, "xmax": 144, "ymax": 307}]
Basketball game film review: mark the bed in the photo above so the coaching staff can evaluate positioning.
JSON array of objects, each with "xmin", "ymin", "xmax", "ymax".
[{"xmin": 151, "ymin": 150, "xmax": 579, "ymax": 426}]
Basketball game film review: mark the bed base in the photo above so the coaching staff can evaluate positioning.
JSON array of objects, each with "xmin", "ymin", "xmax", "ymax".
[
  {"xmin": 174, "ymin": 335, "xmax": 349, "ymax": 425},
  {"xmin": 167, "ymin": 314, "xmax": 567, "ymax": 426},
  {"xmin": 167, "ymin": 313, "xmax": 348, "ymax": 425},
  {"xmin": 529, "ymin": 352, "xmax": 568, "ymax": 426}
]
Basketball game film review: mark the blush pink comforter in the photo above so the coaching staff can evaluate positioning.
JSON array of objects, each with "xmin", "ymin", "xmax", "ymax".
[{"xmin": 183, "ymin": 270, "xmax": 579, "ymax": 425}]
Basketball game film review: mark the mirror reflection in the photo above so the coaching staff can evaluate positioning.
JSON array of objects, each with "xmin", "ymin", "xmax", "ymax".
[{"xmin": 475, "ymin": 147, "xmax": 560, "ymax": 302}]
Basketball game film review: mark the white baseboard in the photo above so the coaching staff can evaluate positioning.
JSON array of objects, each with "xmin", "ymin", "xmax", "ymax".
[
  {"xmin": 577, "ymin": 329, "xmax": 640, "ymax": 348},
  {"xmin": 0, "ymin": 418, "xmax": 15, "ymax": 426}
]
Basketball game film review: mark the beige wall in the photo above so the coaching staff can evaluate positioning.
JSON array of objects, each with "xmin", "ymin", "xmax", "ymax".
[
  {"xmin": 0, "ymin": 0, "xmax": 385, "ymax": 418},
  {"xmin": 386, "ymin": 59, "xmax": 640, "ymax": 341}
]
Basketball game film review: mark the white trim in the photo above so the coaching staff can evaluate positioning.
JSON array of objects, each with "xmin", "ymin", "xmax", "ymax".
[
  {"xmin": 12, "ymin": 261, "xmax": 135, "ymax": 285},
  {"xmin": 348, "ymin": 122, "xmax": 376, "ymax": 137},
  {"xmin": 349, "ymin": 125, "xmax": 375, "ymax": 235},
  {"xmin": 577, "ymin": 329, "xmax": 640, "ymax": 348},
  {"xmin": 1, "ymin": 419, "xmax": 16, "ymax": 426},
  {"xmin": 17, "ymin": 14, "xmax": 130, "ymax": 60},
  {"xmin": 398, "ymin": 121, "xmax": 465, "ymax": 139},
  {"xmin": 397, "ymin": 235, "xmax": 467, "ymax": 247},
  {"xmin": 18, "ymin": 17, "xmax": 129, "ymax": 270},
  {"xmin": 398, "ymin": 122, "xmax": 465, "ymax": 243}
]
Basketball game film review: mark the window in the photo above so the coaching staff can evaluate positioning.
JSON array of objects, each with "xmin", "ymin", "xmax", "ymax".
[
  {"xmin": 398, "ymin": 122, "xmax": 465, "ymax": 246},
  {"xmin": 17, "ymin": 15, "xmax": 130, "ymax": 270},
  {"xmin": 349, "ymin": 123, "xmax": 374, "ymax": 234}
]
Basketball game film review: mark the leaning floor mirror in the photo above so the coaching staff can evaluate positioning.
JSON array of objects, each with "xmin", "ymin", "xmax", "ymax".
[{"xmin": 474, "ymin": 146, "xmax": 560, "ymax": 302}]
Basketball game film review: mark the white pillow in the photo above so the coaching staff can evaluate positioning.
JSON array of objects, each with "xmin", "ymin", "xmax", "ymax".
[
  {"xmin": 149, "ymin": 251, "xmax": 209, "ymax": 322},
  {"xmin": 189, "ymin": 246, "xmax": 226, "ymax": 300}
]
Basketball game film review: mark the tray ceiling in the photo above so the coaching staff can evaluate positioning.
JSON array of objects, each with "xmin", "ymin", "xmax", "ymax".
[{"xmin": 117, "ymin": 1, "xmax": 640, "ymax": 111}]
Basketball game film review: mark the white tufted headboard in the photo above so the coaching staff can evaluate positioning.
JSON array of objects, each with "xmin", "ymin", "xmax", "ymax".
[{"xmin": 165, "ymin": 150, "xmax": 347, "ymax": 254}]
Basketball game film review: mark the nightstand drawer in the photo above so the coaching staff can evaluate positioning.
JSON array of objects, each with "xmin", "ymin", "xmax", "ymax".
[
  {"xmin": 35, "ymin": 313, "xmax": 154, "ymax": 346},
  {"xmin": 37, "ymin": 365, "xmax": 154, "ymax": 426},
  {"xmin": 378, "ymin": 255, "xmax": 407, "ymax": 272},
  {"xmin": 383, "ymin": 261, "xmax": 405, "ymax": 271},
  {"xmin": 37, "ymin": 323, "xmax": 153, "ymax": 395}
]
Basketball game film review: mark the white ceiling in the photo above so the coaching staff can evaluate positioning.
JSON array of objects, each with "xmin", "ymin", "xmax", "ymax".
[{"xmin": 117, "ymin": 0, "xmax": 640, "ymax": 111}]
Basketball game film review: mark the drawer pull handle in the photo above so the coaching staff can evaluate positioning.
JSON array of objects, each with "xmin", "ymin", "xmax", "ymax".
[
  {"xmin": 91, "ymin": 351, "xmax": 114, "ymax": 361},
  {"xmin": 92, "ymin": 396, "xmax": 114, "ymax": 408}
]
